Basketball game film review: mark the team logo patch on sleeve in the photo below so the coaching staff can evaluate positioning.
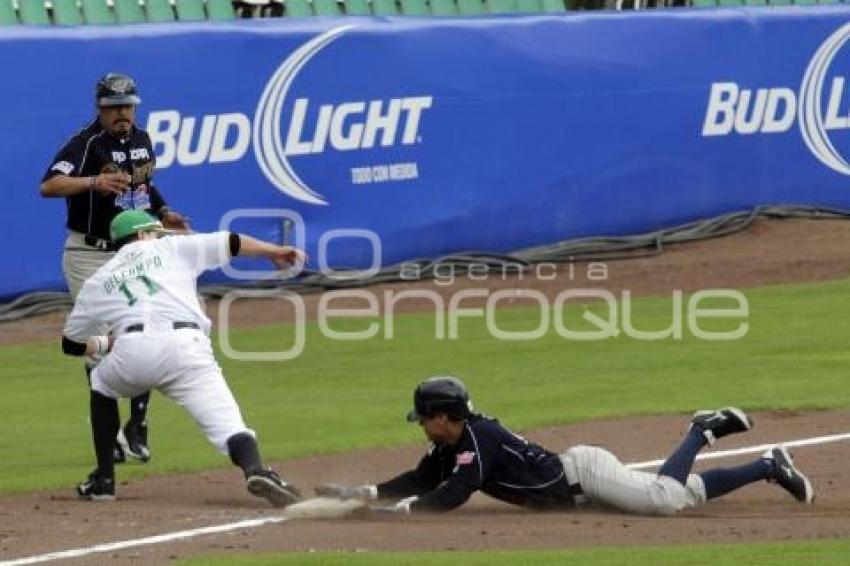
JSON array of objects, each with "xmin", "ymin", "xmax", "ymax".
[
  {"xmin": 51, "ymin": 161, "xmax": 74, "ymax": 175},
  {"xmin": 456, "ymin": 451, "xmax": 476, "ymax": 466}
]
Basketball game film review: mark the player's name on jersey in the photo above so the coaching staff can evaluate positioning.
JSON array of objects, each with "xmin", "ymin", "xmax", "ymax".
[{"xmin": 103, "ymin": 254, "xmax": 164, "ymax": 295}]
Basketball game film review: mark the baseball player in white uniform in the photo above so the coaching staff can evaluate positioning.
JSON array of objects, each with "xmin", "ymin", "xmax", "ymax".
[{"xmin": 62, "ymin": 210, "xmax": 303, "ymax": 505}]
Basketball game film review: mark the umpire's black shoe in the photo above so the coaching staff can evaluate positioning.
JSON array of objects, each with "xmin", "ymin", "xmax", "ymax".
[
  {"xmin": 691, "ymin": 407, "xmax": 752, "ymax": 446},
  {"xmin": 120, "ymin": 421, "xmax": 151, "ymax": 463},
  {"xmin": 246, "ymin": 469, "xmax": 302, "ymax": 508},
  {"xmin": 77, "ymin": 472, "xmax": 115, "ymax": 501},
  {"xmin": 113, "ymin": 442, "xmax": 126, "ymax": 464},
  {"xmin": 764, "ymin": 446, "xmax": 815, "ymax": 504}
]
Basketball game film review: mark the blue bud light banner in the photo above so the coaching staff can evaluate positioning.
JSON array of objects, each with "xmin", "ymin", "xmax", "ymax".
[{"xmin": 3, "ymin": 8, "xmax": 850, "ymax": 297}]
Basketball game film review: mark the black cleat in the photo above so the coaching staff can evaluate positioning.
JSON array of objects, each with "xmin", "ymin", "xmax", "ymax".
[
  {"xmin": 119, "ymin": 421, "xmax": 151, "ymax": 463},
  {"xmin": 691, "ymin": 407, "xmax": 752, "ymax": 446},
  {"xmin": 764, "ymin": 446, "xmax": 815, "ymax": 504},
  {"xmin": 77, "ymin": 471, "xmax": 115, "ymax": 501},
  {"xmin": 113, "ymin": 442, "xmax": 126, "ymax": 464},
  {"xmin": 246, "ymin": 469, "xmax": 302, "ymax": 508}
]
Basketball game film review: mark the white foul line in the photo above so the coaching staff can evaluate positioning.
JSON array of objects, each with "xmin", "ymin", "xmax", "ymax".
[
  {"xmin": 0, "ymin": 516, "xmax": 289, "ymax": 566},
  {"xmin": 4, "ymin": 430, "xmax": 850, "ymax": 565},
  {"xmin": 627, "ymin": 431, "xmax": 850, "ymax": 470}
]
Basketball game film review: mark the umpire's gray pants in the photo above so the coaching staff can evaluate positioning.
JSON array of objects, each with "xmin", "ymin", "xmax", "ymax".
[
  {"xmin": 63, "ymin": 231, "xmax": 113, "ymax": 371},
  {"xmin": 561, "ymin": 445, "xmax": 707, "ymax": 516},
  {"xmin": 62, "ymin": 231, "xmax": 115, "ymax": 300}
]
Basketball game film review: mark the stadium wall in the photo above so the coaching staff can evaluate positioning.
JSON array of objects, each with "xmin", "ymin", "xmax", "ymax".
[{"xmin": 3, "ymin": 8, "xmax": 850, "ymax": 296}]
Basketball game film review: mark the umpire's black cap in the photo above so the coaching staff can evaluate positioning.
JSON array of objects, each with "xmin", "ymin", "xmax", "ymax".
[
  {"xmin": 406, "ymin": 376, "xmax": 473, "ymax": 422},
  {"xmin": 96, "ymin": 73, "xmax": 141, "ymax": 107}
]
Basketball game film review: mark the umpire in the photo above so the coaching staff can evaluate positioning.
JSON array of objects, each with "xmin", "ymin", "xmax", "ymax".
[{"xmin": 40, "ymin": 72, "xmax": 189, "ymax": 464}]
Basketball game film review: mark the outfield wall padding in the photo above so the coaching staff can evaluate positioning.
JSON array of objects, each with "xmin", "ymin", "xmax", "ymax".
[{"xmin": 3, "ymin": 9, "xmax": 850, "ymax": 296}]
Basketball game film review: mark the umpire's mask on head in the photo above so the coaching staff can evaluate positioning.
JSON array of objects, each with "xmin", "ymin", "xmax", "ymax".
[
  {"xmin": 96, "ymin": 73, "xmax": 141, "ymax": 107},
  {"xmin": 406, "ymin": 376, "xmax": 474, "ymax": 423}
]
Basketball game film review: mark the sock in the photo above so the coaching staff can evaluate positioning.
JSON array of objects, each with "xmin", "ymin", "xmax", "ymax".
[
  {"xmin": 227, "ymin": 432, "xmax": 263, "ymax": 477},
  {"xmin": 128, "ymin": 392, "xmax": 150, "ymax": 428},
  {"xmin": 90, "ymin": 390, "xmax": 120, "ymax": 478},
  {"xmin": 658, "ymin": 426, "xmax": 708, "ymax": 485},
  {"xmin": 700, "ymin": 459, "xmax": 773, "ymax": 500}
]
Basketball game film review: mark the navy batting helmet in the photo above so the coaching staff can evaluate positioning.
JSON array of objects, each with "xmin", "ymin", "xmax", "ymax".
[
  {"xmin": 406, "ymin": 376, "xmax": 473, "ymax": 422},
  {"xmin": 96, "ymin": 73, "xmax": 141, "ymax": 107}
]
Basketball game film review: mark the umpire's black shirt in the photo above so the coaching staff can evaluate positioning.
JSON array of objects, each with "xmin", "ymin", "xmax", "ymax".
[
  {"xmin": 377, "ymin": 414, "xmax": 576, "ymax": 512},
  {"xmin": 42, "ymin": 119, "xmax": 167, "ymax": 241}
]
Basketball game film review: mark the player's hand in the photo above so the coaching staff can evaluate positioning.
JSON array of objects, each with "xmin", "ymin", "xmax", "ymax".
[
  {"xmin": 84, "ymin": 352, "xmax": 105, "ymax": 366},
  {"xmin": 371, "ymin": 496, "xmax": 418, "ymax": 515},
  {"xmin": 93, "ymin": 172, "xmax": 130, "ymax": 195},
  {"xmin": 268, "ymin": 246, "xmax": 308, "ymax": 270},
  {"xmin": 314, "ymin": 484, "xmax": 377, "ymax": 501},
  {"xmin": 161, "ymin": 210, "xmax": 191, "ymax": 231}
]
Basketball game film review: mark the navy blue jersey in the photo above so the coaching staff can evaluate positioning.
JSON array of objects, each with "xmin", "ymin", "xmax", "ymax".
[
  {"xmin": 43, "ymin": 119, "xmax": 166, "ymax": 240},
  {"xmin": 376, "ymin": 415, "xmax": 575, "ymax": 512}
]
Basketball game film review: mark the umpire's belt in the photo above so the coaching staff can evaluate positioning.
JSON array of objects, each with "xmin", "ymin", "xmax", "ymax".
[
  {"xmin": 84, "ymin": 234, "xmax": 116, "ymax": 252},
  {"xmin": 124, "ymin": 322, "xmax": 200, "ymax": 333}
]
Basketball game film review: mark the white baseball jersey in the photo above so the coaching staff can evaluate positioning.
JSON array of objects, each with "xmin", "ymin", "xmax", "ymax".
[
  {"xmin": 64, "ymin": 232, "xmax": 229, "ymax": 341},
  {"xmin": 64, "ymin": 231, "xmax": 252, "ymax": 454}
]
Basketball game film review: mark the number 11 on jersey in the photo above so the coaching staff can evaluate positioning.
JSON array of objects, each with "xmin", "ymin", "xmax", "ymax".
[{"xmin": 118, "ymin": 275, "xmax": 160, "ymax": 306}]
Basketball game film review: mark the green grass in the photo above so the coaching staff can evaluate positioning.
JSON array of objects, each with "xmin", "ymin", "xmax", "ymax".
[
  {"xmin": 177, "ymin": 539, "xmax": 850, "ymax": 565},
  {"xmin": 2, "ymin": 278, "xmax": 850, "ymax": 493}
]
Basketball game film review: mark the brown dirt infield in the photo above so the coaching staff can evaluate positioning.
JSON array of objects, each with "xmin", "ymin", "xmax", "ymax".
[
  {"xmin": 1, "ymin": 217, "xmax": 850, "ymax": 564},
  {"xmin": 1, "ymin": 411, "xmax": 848, "ymax": 565}
]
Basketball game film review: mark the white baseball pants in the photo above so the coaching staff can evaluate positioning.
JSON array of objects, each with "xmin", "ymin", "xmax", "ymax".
[
  {"xmin": 561, "ymin": 445, "xmax": 707, "ymax": 515},
  {"xmin": 91, "ymin": 327, "xmax": 253, "ymax": 453}
]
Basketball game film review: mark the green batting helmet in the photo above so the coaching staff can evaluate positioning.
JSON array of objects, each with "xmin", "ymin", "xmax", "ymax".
[{"xmin": 110, "ymin": 210, "xmax": 162, "ymax": 242}]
